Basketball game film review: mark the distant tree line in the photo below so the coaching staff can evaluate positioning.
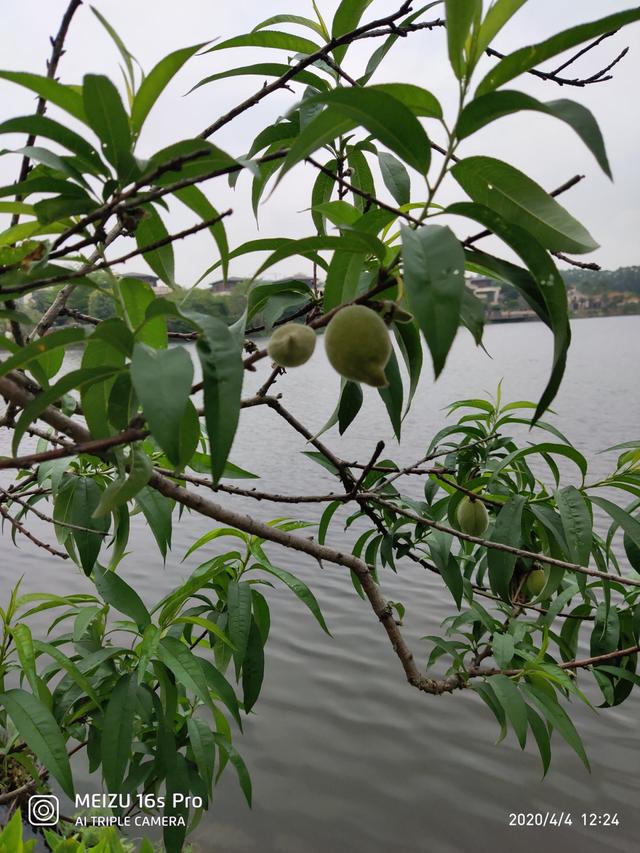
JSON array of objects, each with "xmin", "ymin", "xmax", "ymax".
[{"xmin": 561, "ymin": 265, "xmax": 640, "ymax": 295}]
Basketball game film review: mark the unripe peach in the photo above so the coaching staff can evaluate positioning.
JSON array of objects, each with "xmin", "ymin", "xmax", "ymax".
[
  {"xmin": 526, "ymin": 569, "xmax": 547, "ymax": 597},
  {"xmin": 324, "ymin": 305, "xmax": 391, "ymax": 388},
  {"xmin": 456, "ymin": 496, "xmax": 489, "ymax": 536},
  {"xmin": 267, "ymin": 323, "xmax": 316, "ymax": 367}
]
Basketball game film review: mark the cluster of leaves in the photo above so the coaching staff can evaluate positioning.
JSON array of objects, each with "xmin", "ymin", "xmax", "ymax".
[
  {"xmin": 0, "ymin": 508, "xmax": 331, "ymax": 851},
  {"xmin": 1, "ymin": 0, "xmax": 640, "ymax": 849},
  {"xmin": 318, "ymin": 392, "xmax": 640, "ymax": 772},
  {"xmin": 0, "ymin": 809, "xmax": 151, "ymax": 852}
]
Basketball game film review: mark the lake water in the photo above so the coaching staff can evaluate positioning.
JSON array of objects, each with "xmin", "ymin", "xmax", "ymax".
[{"xmin": 2, "ymin": 315, "xmax": 639, "ymax": 853}]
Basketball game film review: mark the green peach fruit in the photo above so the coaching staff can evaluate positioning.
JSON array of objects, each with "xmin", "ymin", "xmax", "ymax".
[
  {"xmin": 526, "ymin": 569, "xmax": 547, "ymax": 597},
  {"xmin": 324, "ymin": 305, "xmax": 391, "ymax": 388},
  {"xmin": 267, "ymin": 323, "xmax": 316, "ymax": 367},
  {"xmin": 456, "ymin": 496, "xmax": 489, "ymax": 537}
]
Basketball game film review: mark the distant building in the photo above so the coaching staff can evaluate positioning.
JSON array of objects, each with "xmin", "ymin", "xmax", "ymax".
[
  {"xmin": 209, "ymin": 277, "xmax": 246, "ymax": 294},
  {"xmin": 467, "ymin": 276, "xmax": 501, "ymax": 305}
]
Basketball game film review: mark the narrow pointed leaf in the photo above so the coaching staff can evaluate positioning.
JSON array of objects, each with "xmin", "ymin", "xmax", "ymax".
[{"xmin": 401, "ymin": 224, "xmax": 465, "ymax": 377}]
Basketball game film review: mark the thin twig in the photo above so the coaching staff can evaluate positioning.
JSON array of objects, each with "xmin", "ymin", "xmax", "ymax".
[
  {"xmin": 486, "ymin": 44, "xmax": 628, "ymax": 87},
  {"xmin": 4, "ymin": 212, "xmax": 233, "ymax": 298},
  {"xmin": 307, "ymin": 156, "xmax": 422, "ymax": 225},
  {"xmin": 0, "ymin": 504, "xmax": 68, "ymax": 559},
  {"xmin": 0, "ymin": 487, "xmax": 108, "ymax": 535},
  {"xmin": 4, "ymin": 0, "xmax": 83, "ymax": 346},
  {"xmin": 154, "ymin": 468, "xmax": 349, "ymax": 504},
  {"xmin": 368, "ymin": 496, "xmax": 640, "ymax": 589},
  {"xmin": 0, "ymin": 426, "xmax": 149, "ymax": 471}
]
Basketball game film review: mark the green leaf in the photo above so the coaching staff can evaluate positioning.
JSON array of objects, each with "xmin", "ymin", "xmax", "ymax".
[
  {"xmin": 590, "ymin": 497, "xmax": 640, "ymax": 553},
  {"xmin": 378, "ymin": 151, "xmax": 411, "ymax": 206},
  {"xmin": 332, "ymin": 0, "xmax": 375, "ymax": 64},
  {"xmin": 0, "ymin": 70, "xmax": 86, "ymax": 122},
  {"xmin": 255, "ymin": 563, "xmax": 330, "ymax": 635},
  {"xmin": 171, "ymin": 185, "xmax": 229, "ymax": 280},
  {"xmin": 173, "ymin": 615, "xmax": 234, "ymax": 650},
  {"xmin": 457, "ymin": 91, "xmax": 611, "ymax": 178},
  {"xmin": 460, "ymin": 287, "xmax": 486, "ymax": 345},
  {"xmin": 338, "ymin": 380, "xmax": 364, "ymax": 434},
  {"xmin": 82, "ymin": 74, "xmax": 135, "ymax": 180},
  {"xmin": 254, "ymin": 13, "xmax": 325, "ymax": 37},
  {"xmin": 526, "ymin": 704, "xmax": 552, "ymax": 776},
  {"xmin": 205, "ymin": 30, "xmax": 321, "ymax": 56},
  {"xmin": 452, "ymin": 156, "xmax": 598, "ymax": 254},
  {"xmin": 487, "ymin": 495, "xmax": 526, "ymax": 601},
  {"xmin": 136, "ymin": 623, "xmax": 160, "ymax": 684},
  {"xmin": 298, "ymin": 88, "xmax": 432, "ymax": 174},
  {"xmin": 94, "ymin": 565, "xmax": 151, "ymax": 631},
  {"xmin": 135, "ymin": 205, "xmax": 175, "ymax": 286},
  {"xmin": 319, "ymin": 501, "xmax": 342, "ymax": 546},
  {"xmin": 521, "ymin": 683, "xmax": 590, "ymax": 770},
  {"xmin": 0, "ymin": 327, "xmax": 87, "ymax": 379},
  {"xmin": 212, "ymin": 733, "xmax": 252, "ymax": 806},
  {"xmin": 492, "ymin": 633, "xmax": 515, "ymax": 669},
  {"xmin": 473, "ymin": 681, "xmax": 507, "ymax": 742},
  {"xmin": 242, "ymin": 620, "xmax": 265, "ymax": 714},
  {"xmin": 428, "ymin": 532, "xmax": 463, "ymax": 609},
  {"xmin": 401, "ymin": 224, "xmax": 465, "ymax": 377},
  {"xmin": 474, "ymin": 0, "xmax": 527, "ymax": 59},
  {"xmin": 120, "ymin": 276, "xmax": 167, "ymax": 348},
  {"xmin": 93, "ymin": 448, "xmax": 153, "ymax": 517},
  {"xmin": 11, "ymin": 624, "xmax": 39, "ymax": 697},
  {"xmin": 445, "ymin": 0, "xmax": 481, "ymax": 78},
  {"xmin": 394, "ymin": 319, "xmax": 423, "ymax": 417},
  {"xmin": 254, "ymin": 234, "xmax": 385, "ymax": 279},
  {"xmin": 33, "ymin": 640, "xmax": 102, "ymax": 709},
  {"xmin": 247, "ymin": 279, "xmax": 313, "ymax": 320},
  {"xmin": 131, "ymin": 43, "xmax": 205, "ymax": 134},
  {"xmin": 0, "ymin": 810, "xmax": 30, "ymax": 851},
  {"xmin": 458, "ymin": 211, "xmax": 570, "ymax": 419},
  {"xmin": 183, "ymin": 527, "xmax": 248, "ymax": 561},
  {"xmin": 476, "ymin": 8, "xmax": 640, "ymax": 97},
  {"xmin": 556, "ymin": 485, "xmax": 592, "ymax": 566},
  {"xmin": 12, "ymin": 367, "xmax": 118, "ymax": 455},
  {"xmin": 199, "ymin": 658, "xmax": 243, "ymax": 728},
  {"xmin": 145, "ymin": 138, "xmax": 236, "ymax": 184},
  {"xmin": 190, "ymin": 314, "xmax": 244, "ymax": 485},
  {"xmin": 488, "ymin": 674, "xmax": 527, "ymax": 748},
  {"xmin": 187, "ymin": 717, "xmax": 215, "ymax": 795},
  {"xmin": 378, "ymin": 347, "xmax": 404, "ymax": 441},
  {"xmin": 370, "ymin": 83, "xmax": 442, "ymax": 119},
  {"xmin": 81, "ymin": 324, "xmax": 129, "ymax": 439},
  {"xmin": 227, "ymin": 581, "xmax": 253, "ymax": 675},
  {"xmin": 65, "ymin": 477, "xmax": 110, "ymax": 574},
  {"xmin": 191, "ymin": 63, "xmax": 330, "ymax": 95},
  {"xmin": 359, "ymin": 3, "xmax": 442, "ymax": 85},
  {"xmin": 135, "ymin": 486, "xmax": 173, "ymax": 559},
  {"xmin": 0, "ymin": 688, "xmax": 74, "ymax": 797},
  {"xmin": 102, "ymin": 673, "xmax": 138, "ymax": 791},
  {"xmin": 156, "ymin": 636, "xmax": 215, "ymax": 711},
  {"xmin": 590, "ymin": 603, "xmax": 620, "ymax": 657},
  {"xmin": 491, "ymin": 442, "xmax": 588, "ymax": 483},
  {"xmin": 0, "ymin": 115, "xmax": 105, "ymax": 173},
  {"xmin": 131, "ymin": 343, "xmax": 194, "ymax": 466},
  {"xmin": 90, "ymin": 6, "xmax": 139, "ymax": 93},
  {"xmin": 624, "ymin": 531, "xmax": 640, "ymax": 572},
  {"xmin": 311, "ymin": 157, "xmax": 337, "ymax": 234}
]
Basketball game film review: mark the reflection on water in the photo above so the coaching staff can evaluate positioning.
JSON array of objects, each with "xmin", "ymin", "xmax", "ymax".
[{"xmin": 2, "ymin": 316, "xmax": 639, "ymax": 853}]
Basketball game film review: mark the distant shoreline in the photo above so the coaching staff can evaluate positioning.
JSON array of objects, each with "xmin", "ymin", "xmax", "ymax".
[{"xmin": 486, "ymin": 307, "xmax": 640, "ymax": 324}]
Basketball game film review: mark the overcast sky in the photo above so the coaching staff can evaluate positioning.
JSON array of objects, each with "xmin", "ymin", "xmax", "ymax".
[{"xmin": 1, "ymin": 0, "xmax": 639, "ymax": 284}]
